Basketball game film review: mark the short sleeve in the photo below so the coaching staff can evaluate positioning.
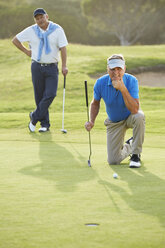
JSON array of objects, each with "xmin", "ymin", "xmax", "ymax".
[
  {"xmin": 16, "ymin": 26, "xmax": 32, "ymax": 42},
  {"xmin": 57, "ymin": 28, "xmax": 68, "ymax": 48},
  {"xmin": 94, "ymin": 79, "xmax": 101, "ymax": 101}
]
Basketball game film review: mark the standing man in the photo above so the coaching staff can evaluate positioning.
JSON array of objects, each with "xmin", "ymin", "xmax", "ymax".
[
  {"xmin": 12, "ymin": 8, "xmax": 68, "ymax": 132},
  {"xmin": 85, "ymin": 54, "xmax": 145, "ymax": 168}
]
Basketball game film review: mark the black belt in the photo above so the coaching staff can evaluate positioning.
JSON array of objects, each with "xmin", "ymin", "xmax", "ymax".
[{"xmin": 32, "ymin": 60, "xmax": 58, "ymax": 67}]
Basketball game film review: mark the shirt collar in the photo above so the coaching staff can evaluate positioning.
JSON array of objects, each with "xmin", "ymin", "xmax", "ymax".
[
  {"xmin": 108, "ymin": 76, "xmax": 112, "ymax": 86},
  {"xmin": 39, "ymin": 21, "xmax": 50, "ymax": 33}
]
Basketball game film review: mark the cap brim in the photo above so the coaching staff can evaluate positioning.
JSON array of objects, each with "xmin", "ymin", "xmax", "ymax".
[
  {"xmin": 34, "ymin": 13, "xmax": 45, "ymax": 17},
  {"xmin": 108, "ymin": 59, "xmax": 125, "ymax": 69}
]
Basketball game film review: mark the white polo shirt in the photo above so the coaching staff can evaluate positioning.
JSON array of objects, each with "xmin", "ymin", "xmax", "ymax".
[{"xmin": 16, "ymin": 22, "xmax": 68, "ymax": 63}]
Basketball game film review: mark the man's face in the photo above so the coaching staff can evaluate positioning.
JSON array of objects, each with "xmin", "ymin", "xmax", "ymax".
[
  {"xmin": 34, "ymin": 14, "xmax": 49, "ymax": 29},
  {"xmin": 107, "ymin": 66, "xmax": 125, "ymax": 81}
]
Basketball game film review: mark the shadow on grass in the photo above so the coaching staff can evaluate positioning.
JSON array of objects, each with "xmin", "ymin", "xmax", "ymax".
[
  {"xmin": 99, "ymin": 163, "xmax": 165, "ymax": 229},
  {"xmin": 19, "ymin": 132, "xmax": 96, "ymax": 192}
]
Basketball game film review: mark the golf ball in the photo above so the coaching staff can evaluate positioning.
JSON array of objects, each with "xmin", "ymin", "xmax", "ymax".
[{"xmin": 113, "ymin": 173, "xmax": 118, "ymax": 179}]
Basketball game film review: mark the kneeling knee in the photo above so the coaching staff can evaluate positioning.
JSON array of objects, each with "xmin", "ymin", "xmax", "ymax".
[
  {"xmin": 134, "ymin": 111, "xmax": 145, "ymax": 123},
  {"xmin": 108, "ymin": 158, "xmax": 120, "ymax": 165}
]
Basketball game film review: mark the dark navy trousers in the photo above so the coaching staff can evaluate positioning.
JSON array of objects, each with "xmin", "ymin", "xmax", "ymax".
[{"xmin": 31, "ymin": 61, "xmax": 58, "ymax": 128}]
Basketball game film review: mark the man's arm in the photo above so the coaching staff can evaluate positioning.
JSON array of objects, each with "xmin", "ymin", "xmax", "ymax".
[
  {"xmin": 12, "ymin": 36, "xmax": 31, "ymax": 57},
  {"xmin": 60, "ymin": 46, "xmax": 68, "ymax": 76},
  {"xmin": 112, "ymin": 79, "xmax": 139, "ymax": 114},
  {"xmin": 120, "ymin": 86, "xmax": 139, "ymax": 114},
  {"xmin": 85, "ymin": 98, "xmax": 100, "ymax": 131}
]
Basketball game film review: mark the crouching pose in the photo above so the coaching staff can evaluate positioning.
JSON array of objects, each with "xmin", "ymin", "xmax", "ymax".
[{"xmin": 85, "ymin": 54, "xmax": 145, "ymax": 168}]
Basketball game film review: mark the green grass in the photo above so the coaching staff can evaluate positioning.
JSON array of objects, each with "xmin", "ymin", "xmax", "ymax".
[
  {"xmin": 0, "ymin": 40, "xmax": 165, "ymax": 247},
  {"xmin": 1, "ymin": 41, "xmax": 165, "ymax": 113},
  {"xmin": 0, "ymin": 127, "xmax": 165, "ymax": 248}
]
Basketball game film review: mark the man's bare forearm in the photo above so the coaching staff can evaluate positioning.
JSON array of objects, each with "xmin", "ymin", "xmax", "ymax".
[
  {"xmin": 112, "ymin": 78, "xmax": 139, "ymax": 114},
  {"xmin": 12, "ymin": 36, "xmax": 31, "ymax": 57},
  {"xmin": 120, "ymin": 86, "xmax": 139, "ymax": 114},
  {"xmin": 90, "ymin": 99, "xmax": 100, "ymax": 124},
  {"xmin": 85, "ymin": 99, "xmax": 100, "ymax": 131},
  {"xmin": 60, "ymin": 46, "xmax": 68, "ymax": 75}
]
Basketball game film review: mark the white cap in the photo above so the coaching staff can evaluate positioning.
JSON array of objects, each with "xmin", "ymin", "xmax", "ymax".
[{"xmin": 107, "ymin": 54, "xmax": 125, "ymax": 70}]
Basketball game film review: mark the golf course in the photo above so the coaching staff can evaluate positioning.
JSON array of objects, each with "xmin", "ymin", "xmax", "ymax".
[{"xmin": 0, "ymin": 40, "xmax": 165, "ymax": 248}]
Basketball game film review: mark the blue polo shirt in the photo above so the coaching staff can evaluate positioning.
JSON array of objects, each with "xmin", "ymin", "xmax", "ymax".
[{"xmin": 94, "ymin": 73, "xmax": 139, "ymax": 122}]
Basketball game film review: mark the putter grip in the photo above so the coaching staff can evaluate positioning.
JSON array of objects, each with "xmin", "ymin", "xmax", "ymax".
[
  {"xmin": 64, "ymin": 75, "xmax": 66, "ymax": 89},
  {"xmin": 85, "ymin": 80, "xmax": 88, "ymax": 107}
]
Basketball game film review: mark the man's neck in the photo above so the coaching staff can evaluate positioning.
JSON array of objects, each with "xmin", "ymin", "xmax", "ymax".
[{"xmin": 39, "ymin": 21, "xmax": 49, "ymax": 31}]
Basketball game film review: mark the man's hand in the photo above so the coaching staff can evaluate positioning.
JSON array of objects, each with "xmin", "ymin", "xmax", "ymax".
[
  {"xmin": 85, "ymin": 121, "xmax": 94, "ymax": 131},
  {"xmin": 25, "ymin": 50, "xmax": 32, "ymax": 57},
  {"xmin": 62, "ymin": 66, "xmax": 68, "ymax": 76},
  {"xmin": 109, "ymin": 66, "xmax": 125, "ymax": 91},
  {"xmin": 112, "ymin": 79, "xmax": 125, "ymax": 91},
  {"xmin": 85, "ymin": 99, "xmax": 100, "ymax": 131},
  {"xmin": 12, "ymin": 36, "xmax": 31, "ymax": 58}
]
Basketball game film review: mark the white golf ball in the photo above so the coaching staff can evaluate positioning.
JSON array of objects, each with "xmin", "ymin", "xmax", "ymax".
[{"xmin": 113, "ymin": 173, "xmax": 118, "ymax": 179}]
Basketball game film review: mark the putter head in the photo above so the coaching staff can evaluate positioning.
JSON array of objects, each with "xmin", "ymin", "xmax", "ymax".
[
  {"xmin": 61, "ymin": 129, "xmax": 67, "ymax": 134},
  {"xmin": 88, "ymin": 159, "xmax": 91, "ymax": 167}
]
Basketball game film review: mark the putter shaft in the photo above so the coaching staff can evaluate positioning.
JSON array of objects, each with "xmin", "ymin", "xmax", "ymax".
[
  {"xmin": 85, "ymin": 80, "xmax": 92, "ymax": 166},
  {"xmin": 61, "ymin": 75, "xmax": 67, "ymax": 133}
]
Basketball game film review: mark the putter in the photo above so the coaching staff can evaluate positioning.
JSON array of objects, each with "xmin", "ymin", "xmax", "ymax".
[
  {"xmin": 61, "ymin": 75, "xmax": 67, "ymax": 133},
  {"xmin": 84, "ymin": 80, "xmax": 92, "ymax": 167}
]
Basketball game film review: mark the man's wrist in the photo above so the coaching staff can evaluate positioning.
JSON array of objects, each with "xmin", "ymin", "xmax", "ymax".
[
  {"xmin": 90, "ymin": 120, "xmax": 94, "ymax": 126},
  {"xmin": 120, "ymin": 84, "xmax": 127, "ymax": 93}
]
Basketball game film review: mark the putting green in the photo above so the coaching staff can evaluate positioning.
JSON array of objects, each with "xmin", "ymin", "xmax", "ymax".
[
  {"xmin": 1, "ymin": 41, "xmax": 165, "ymax": 247},
  {"xmin": 0, "ymin": 127, "xmax": 164, "ymax": 248}
]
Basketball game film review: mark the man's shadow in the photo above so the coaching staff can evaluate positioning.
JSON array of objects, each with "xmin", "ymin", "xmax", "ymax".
[
  {"xmin": 19, "ymin": 132, "xmax": 96, "ymax": 192},
  {"xmin": 99, "ymin": 163, "xmax": 165, "ymax": 228}
]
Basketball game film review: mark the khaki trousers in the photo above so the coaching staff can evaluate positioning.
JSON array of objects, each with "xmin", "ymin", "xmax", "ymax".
[{"xmin": 104, "ymin": 110, "xmax": 145, "ymax": 165}]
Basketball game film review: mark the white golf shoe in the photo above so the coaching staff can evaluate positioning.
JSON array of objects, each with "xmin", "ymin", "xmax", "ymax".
[
  {"xmin": 39, "ymin": 127, "xmax": 49, "ymax": 132},
  {"xmin": 28, "ymin": 121, "xmax": 36, "ymax": 132},
  {"xmin": 129, "ymin": 154, "xmax": 141, "ymax": 168}
]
